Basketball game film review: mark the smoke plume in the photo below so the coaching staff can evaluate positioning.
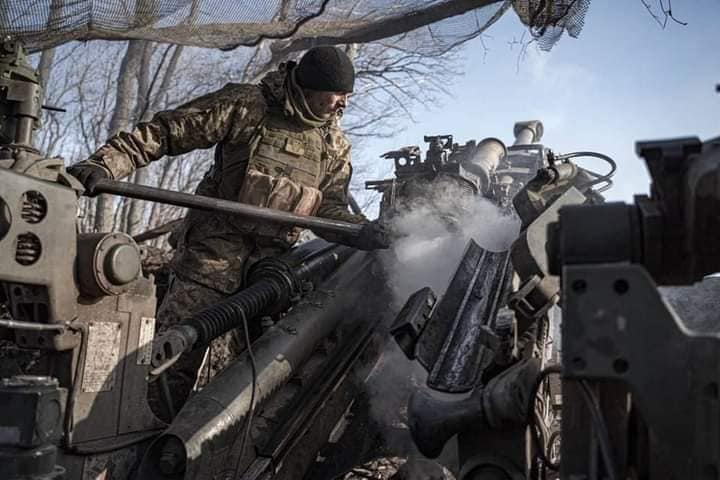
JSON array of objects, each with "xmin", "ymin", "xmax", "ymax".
[
  {"xmin": 380, "ymin": 186, "xmax": 521, "ymax": 308},
  {"xmin": 358, "ymin": 182, "xmax": 521, "ymax": 475}
]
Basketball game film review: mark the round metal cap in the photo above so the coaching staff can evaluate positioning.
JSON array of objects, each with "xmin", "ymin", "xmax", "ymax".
[{"xmin": 104, "ymin": 244, "xmax": 141, "ymax": 285}]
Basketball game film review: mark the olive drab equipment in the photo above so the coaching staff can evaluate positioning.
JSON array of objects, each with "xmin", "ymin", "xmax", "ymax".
[{"xmin": 230, "ymin": 106, "xmax": 331, "ymax": 240}]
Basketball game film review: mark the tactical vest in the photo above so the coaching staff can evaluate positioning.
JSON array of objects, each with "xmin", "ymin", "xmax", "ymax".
[
  {"xmin": 214, "ymin": 105, "xmax": 329, "ymax": 240},
  {"xmin": 249, "ymin": 108, "xmax": 327, "ymax": 188}
]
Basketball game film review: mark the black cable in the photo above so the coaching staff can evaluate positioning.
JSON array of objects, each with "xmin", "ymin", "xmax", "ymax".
[
  {"xmin": 556, "ymin": 151, "xmax": 617, "ymax": 192},
  {"xmin": 577, "ymin": 380, "xmax": 619, "ymax": 480},
  {"xmin": 146, "ymin": 277, "xmax": 279, "ymax": 381},
  {"xmin": 557, "ymin": 151, "xmax": 617, "ymax": 178},
  {"xmin": 187, "ymin": 280, "xmax": 280, "ymax": 346},
  {"xmin": 527, "ymin": 366, "xmax": 620, "ymax": 478},
  {"xmin": 234, "ymin": 309, "xmax": 258, "ymax": 474}
]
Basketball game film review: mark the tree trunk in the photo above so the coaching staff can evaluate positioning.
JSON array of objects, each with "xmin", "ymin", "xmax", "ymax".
[
  {"xmin": 36, "ymin": 0, "xmax": 63, "ymax": 137},
  {"xmin": 94, "ymin": 39, "xmax": 145, "ymax": 232},
  {"xmin": 37, "ymin": 49, "xmax": 56, "ymax": 91},
  {"xmin": 125, "ymin": 43, "xmax": 185, "ymax": 235},
  {"xmin": 144, "ymin": 45, "xmax": 185, "ymax": 230},
  {"xmin": 123, "ymin": 41, "xmax": 154, "ymax": 235}
]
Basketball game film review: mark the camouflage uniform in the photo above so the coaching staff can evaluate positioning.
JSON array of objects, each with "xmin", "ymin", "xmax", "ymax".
[{"xmin": 80, "ymin": 63, "xmax": 366, "ymax": 411}]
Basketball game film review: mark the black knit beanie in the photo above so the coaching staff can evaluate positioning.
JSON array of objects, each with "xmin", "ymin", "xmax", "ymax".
[{"xmin": 295, "ymin": 46, "xmax": 355, "ymax": 93}]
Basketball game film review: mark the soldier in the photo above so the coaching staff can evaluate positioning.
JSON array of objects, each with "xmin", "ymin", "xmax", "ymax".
[{"xmin": 68, "ymin": 46, "xmax": 389, "ymax": 417}]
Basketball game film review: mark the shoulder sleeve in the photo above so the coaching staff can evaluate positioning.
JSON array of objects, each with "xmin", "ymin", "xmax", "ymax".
[
  {"xmin": 316, "ymin": 127, "xmax": 367, "ymax": 224},
  {"xmin": 84, "ymin": 83, "xmax": 261, "ymax": 179}
]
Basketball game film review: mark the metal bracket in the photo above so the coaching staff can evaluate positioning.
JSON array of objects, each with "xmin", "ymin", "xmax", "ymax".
[
  {"xmin": 507, "ymin": 274, "xmax": 558, "ymax": 322},
  {"xmin": 562, "ymin": 262, "xmax": 720, "ymax": 479}
]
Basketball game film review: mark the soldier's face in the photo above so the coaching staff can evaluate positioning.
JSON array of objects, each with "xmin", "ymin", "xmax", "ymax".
[{"xmin": 304, "ymin": 90, "xmax": 350, "ymax": 119}]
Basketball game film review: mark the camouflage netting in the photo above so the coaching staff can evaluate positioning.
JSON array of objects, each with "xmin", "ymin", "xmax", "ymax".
[
  {"xmin": 0, "ymin": 0, "xmax": 593, "ymax": 239},
  {"xmin": 0, "ymin": 0, "xmax": 590, "ymax": 52},
  {"xmin": 514, "ymin": 0, "xmax": 591, "ymax": 50}
]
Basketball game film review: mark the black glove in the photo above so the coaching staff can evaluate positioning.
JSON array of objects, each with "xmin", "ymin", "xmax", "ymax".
[
  {"xmin": 66, "ymin": 163, "xmax": 110, "ymax": 196},
  {"xmin": 352, "ymin": 220, "xmax": 391, "ymax": 251}
]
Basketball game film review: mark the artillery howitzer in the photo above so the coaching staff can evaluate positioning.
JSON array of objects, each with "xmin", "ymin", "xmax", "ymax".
[
  {"xmin": 367, "ymin": 121, "xmax": 607, "ymax": 223},
  {"xmin": 0, "ymin": 38, "xmax": 578, "ymax": 479},
  {"xmin": 4, "ymin": 34, "xmax": 716, "ymax": 480},
  {"xmin": 0, "ymin": 39, "xmax": 396, "ymax": 480},
  {"xmin": 358, "ymin": 119, "xmax": 617, "ymax": 479},
  {"xmin": 385, "ymin": 116, "xmax": 720, "ymax": 477}
]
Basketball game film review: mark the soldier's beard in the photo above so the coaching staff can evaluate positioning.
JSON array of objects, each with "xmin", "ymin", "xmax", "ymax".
[{"xmin": 285, "ymin": 69, "xmax": 328, "ymax": 127}]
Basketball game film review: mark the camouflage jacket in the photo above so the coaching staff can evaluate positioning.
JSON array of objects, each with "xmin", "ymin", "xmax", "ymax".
[{"xmin": 83, "ymin": 64, "xmax": 366, "ymax": 293}]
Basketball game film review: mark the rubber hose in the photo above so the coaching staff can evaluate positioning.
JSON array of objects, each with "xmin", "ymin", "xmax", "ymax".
[{"xmin": 186, "ymin": 279, "xmax": 283, "ymax": 345}]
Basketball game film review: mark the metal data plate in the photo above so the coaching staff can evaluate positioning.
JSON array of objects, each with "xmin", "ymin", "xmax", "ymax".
[{"xmin": 82, "ymin": 322, "xmax": 122, "ymax": 393}]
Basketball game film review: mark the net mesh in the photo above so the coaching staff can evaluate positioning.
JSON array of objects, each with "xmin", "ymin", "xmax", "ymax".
[
  {"xmin": 512, "ymin": 0, "xmax": 591, "ymax": 50},
  {"xmin": 0, "ymin": 0, "xmax": 591, "ymax": 51},
  {"xmin": 1, "ymin": 0, "xmax": 592, "ymax": 236}
]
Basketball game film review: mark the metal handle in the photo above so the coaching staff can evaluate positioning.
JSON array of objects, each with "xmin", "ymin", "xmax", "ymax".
[{"xmin": 92, "ymin": 179, "xmax": 364, "ymax": 237}]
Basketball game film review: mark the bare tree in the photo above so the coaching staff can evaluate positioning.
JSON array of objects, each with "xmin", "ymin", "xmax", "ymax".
[
  {"xmin": 639, "ymin": 0, "xmax": 688, "ymax": 28},
  {"xmin": 25, "ymin": 0, "xmax": 514, "ymax": 241},
  {"xmin": 94, "ymin": 39, "xmax": 146, "ymax": 232}
]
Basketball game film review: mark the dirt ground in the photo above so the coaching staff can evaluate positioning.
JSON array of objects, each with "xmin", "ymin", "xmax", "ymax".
[{"xmin": 341, "ymin": 457, "xmax": 455, "ymax": 480}]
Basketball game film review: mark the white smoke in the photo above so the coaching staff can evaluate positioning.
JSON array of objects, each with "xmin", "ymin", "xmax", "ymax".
[
  {"xmin": 380, "ymin": 188, "xmax": 521, "ymax": 308},
  {"xmin": 355, "ymin": 183, "xmax": 522, "ymax": 473}
]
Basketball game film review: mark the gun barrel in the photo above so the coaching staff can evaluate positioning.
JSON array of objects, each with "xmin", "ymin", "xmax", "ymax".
[
  {"xmin": 92, "ymin": 179, "xmax": 363, "ymax": 238},
  {"xmin": 137, "ymin": 249, "xmax": 383, "ymax": 480},
  {"xmin": 513, "ymin": 120, "xmax": 544, "ymax": 146},
  {"xmin": 462, "ymin": 137, "xmax": 506, "ymax": 194}
]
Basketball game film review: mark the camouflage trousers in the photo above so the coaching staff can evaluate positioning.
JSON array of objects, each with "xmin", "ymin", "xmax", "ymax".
[{"xmin": 148, "ymin": 274, "xmax": 247, "ymax": 421}]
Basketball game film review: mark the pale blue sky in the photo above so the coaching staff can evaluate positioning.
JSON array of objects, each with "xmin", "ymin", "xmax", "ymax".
[{"xmin": 361, "ymin": 0, "xmax": 719, "ymax": 202}]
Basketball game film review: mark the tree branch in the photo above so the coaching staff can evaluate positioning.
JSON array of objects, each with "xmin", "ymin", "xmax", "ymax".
[{"xmin": 72, "ymin": 0, "xmax": 508, "ymax": 51}]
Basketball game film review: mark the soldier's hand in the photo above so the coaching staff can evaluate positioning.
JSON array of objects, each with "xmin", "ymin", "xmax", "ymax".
[
  {"xmin": 66, "ymin": 163, "xmax": 111, "ymax": 197},
  {"xmin": 353, "ymin": 220, "xmax": 391, "ymax": 251}
]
